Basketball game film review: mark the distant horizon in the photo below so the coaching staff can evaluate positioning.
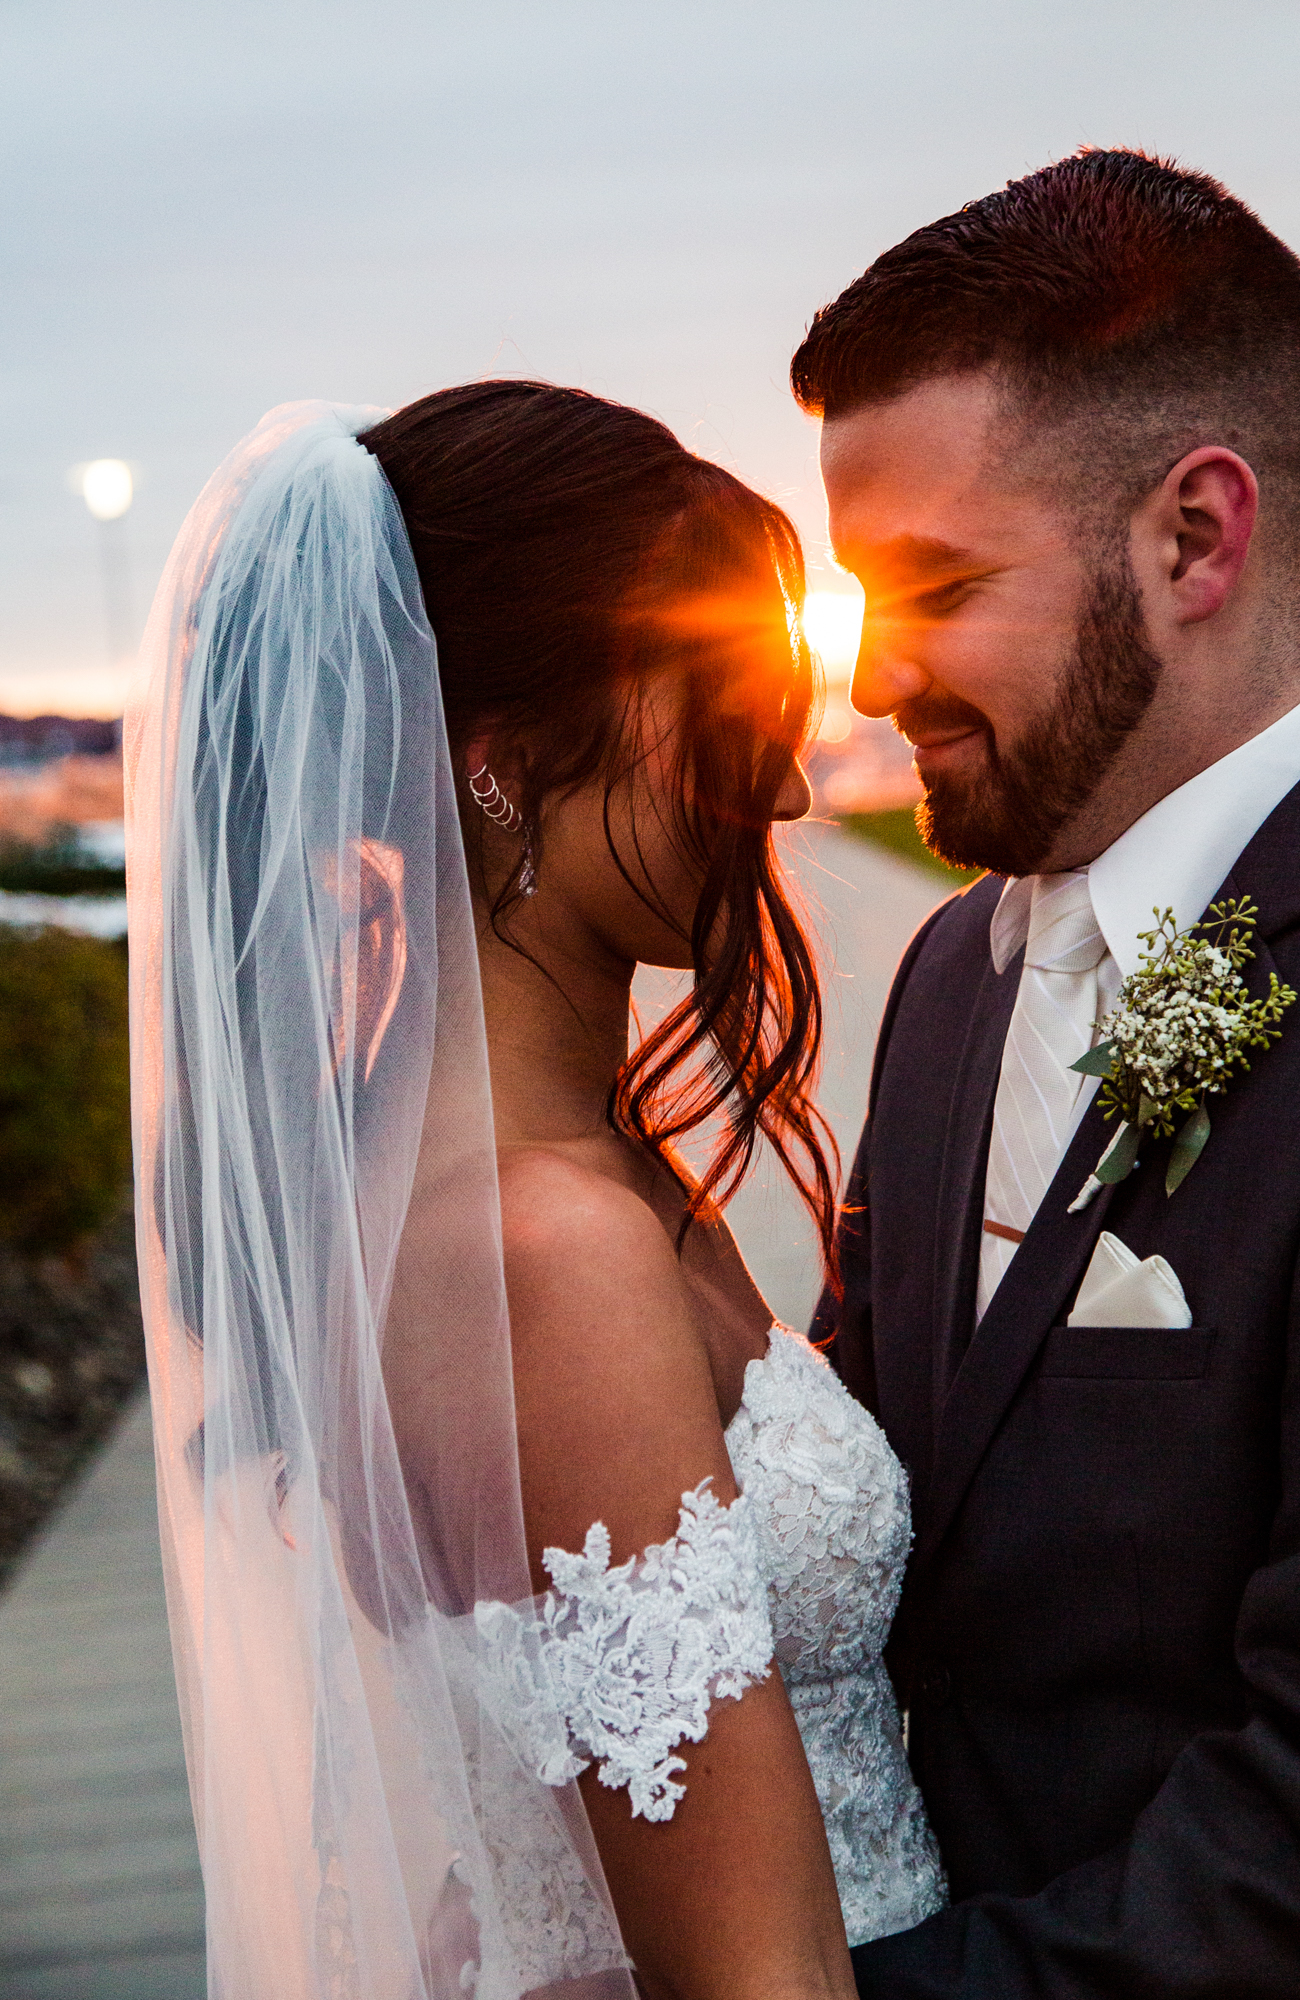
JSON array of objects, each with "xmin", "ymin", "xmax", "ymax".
[
  {"xmin": 0, "ymin": 669, "xmax": 135, "ymax": 721},
  {"xmin": 0, "ymin": 585, "xmax": 866, "ymax": 725}
]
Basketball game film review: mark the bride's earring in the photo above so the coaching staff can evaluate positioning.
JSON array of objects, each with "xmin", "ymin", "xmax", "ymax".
[
  {"xmin": 519, "ymin": 822, "xmax": 537, "ymax": 899},
  {"xmin": 468, "ymin": 761, "xmax": 537, "ymax": 897},
  {"xmin": 468, "ymin": 761, "xmax": 522, "ymax": 832}
]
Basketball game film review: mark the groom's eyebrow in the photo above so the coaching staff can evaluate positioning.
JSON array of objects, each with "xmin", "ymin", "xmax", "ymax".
[{"xmin": 834, "ymin": 533, "xmax": 980, "ymax": 597}]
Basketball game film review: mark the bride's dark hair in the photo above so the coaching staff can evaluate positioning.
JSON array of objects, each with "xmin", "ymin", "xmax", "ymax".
[{"xmin": 360, "ymin": 381, "xmax": 838, "ymax": 1281}]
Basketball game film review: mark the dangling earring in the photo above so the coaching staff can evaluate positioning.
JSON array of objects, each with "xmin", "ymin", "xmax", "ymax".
[{"xmin": 468, "ymin": 762, "xmax": 537, "ymax": 898}]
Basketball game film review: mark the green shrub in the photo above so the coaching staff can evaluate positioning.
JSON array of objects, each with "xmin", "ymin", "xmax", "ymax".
[
  {"xmin": 0, "ymin": 925, "xmax": 131, "ymax": 1254},
  {"xmin": 0, "ymin": 826, "xmax": 125, "ymax": 897},
  {"xmin": 837, "ymin": 807, "xmax": 984, "ymax": 887}
]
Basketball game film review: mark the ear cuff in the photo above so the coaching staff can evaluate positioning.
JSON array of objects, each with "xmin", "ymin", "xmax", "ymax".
[
  {"xmin": 468, "ymin": 763, "xmax": 537, "ymax": 897},
  {"xmin": 468, "ymin": 762, "xmax": 523, "ymax": 832}
]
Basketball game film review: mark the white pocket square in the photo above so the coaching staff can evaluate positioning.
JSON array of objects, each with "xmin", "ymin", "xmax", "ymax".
[{"xmin": 1067, "ymin": 1230, "xmax": 1192, "ymax": 1328}]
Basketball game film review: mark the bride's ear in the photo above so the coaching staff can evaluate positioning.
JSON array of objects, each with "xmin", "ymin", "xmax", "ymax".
[
  {"xmin": 464, "ymin": 734, "xmax": 494, "ymax": 787},
  {"xmin": 464, "ymin": 732, "xmax": 527, "ymax": 801},
  {"xmin": 459, "ymin": 729, "xmax": 536, "ymax": 903},
  {"xmin": 462, "ymin": 732, "xmax": 534, "ymax": 853}
]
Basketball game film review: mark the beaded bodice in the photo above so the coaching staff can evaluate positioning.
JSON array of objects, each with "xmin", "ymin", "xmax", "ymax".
[{"xmin": 724, "ymin": 1327, "xmax": 945, "ymax": 1944}]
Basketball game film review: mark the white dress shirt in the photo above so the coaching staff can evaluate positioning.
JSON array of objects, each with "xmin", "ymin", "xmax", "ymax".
[{"xmin": 987, "ymin": 697, "xmax": 1300, "ymax": 1194}]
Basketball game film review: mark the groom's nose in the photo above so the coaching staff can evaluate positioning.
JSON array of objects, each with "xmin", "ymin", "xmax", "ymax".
[{"xmin": 850, "ymin": 631, "xmax": 932, "ymax": 718}]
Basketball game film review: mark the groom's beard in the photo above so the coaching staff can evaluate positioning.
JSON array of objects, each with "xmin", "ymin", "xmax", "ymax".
[{"xmin": 901, "ymin": 555, "xmax": 1164, "ymax": 878}]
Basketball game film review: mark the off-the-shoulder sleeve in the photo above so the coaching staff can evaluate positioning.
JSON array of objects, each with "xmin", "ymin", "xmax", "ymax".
[{"xmin": 476, "ymin": 1480, "xmax": 774, "ymax": 1822}]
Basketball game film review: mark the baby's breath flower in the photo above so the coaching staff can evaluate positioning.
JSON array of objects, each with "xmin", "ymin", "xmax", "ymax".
[{"xmin": 1068, "ymin": 897, "xmax": 1296, "ymax": 1206}]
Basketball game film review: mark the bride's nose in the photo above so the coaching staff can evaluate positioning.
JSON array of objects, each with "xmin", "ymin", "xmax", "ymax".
[{"xmin": 772, "ymin": 757, "xmax": 812, "ymax": 822}]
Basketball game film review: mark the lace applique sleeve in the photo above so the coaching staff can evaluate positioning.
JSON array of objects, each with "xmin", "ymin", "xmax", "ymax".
[{"xmin": 482, "ymin": 1479, "xmax": 774, "ymax": 1823}]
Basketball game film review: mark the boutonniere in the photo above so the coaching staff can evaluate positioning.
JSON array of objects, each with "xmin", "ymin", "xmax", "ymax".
[{"xmin": 1068, "ymin": 897, "xmax": 1296, "ymax": 1212}]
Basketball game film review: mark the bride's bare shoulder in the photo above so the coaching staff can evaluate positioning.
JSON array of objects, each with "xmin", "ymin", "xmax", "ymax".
[
  {"xmin": 497, "ymin": 1144, "xmax": 686, "ymax": 1318},
  {"xmin": 497, "ymin": 1145, "xmax": 733, "ymax": 1572}
]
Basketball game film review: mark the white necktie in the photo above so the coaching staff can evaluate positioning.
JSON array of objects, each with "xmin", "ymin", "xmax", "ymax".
[{"xmin": 977, "ymin": 871, "xmax": 1108, "ymax": 1319}]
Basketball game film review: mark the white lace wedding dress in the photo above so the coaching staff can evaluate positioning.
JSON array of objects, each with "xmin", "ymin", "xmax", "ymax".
[
  {"xmin": 726, "ymin": 1326, "xmax": 946, "ymax": 1943},
  {"xmin": 477, "ymin": 1325, "xmax": 945, "ymax": 1981}
]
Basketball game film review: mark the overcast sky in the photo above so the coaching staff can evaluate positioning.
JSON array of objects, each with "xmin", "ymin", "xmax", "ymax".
[{"xmin": 4, "ymin": 0, "xmax": 1300, "ymax": 713}]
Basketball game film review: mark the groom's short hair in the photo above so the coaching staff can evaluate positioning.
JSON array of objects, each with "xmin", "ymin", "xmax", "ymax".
[{"xmin": 791, "ymin": 150, "xmax": 1300, "ymax": 524}]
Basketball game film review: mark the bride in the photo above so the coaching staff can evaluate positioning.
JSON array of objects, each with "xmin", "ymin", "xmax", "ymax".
[{"xmin": 126, "ymin": 385, "xmax": 944, "ymax": 2000}]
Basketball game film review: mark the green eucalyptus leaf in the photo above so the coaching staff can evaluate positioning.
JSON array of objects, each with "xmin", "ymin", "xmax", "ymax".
[
  {"xmin": 1071, "ymin": 1040, "xmax": 1116, "ymax": 1077},
  {"xmin": 1095, "ymin": 1119, "xmax": 1143, "ymax": 1185},
  {"xmin": 1165, "ymin": 1104, "xmax": 1211, "ymax": 1197}
]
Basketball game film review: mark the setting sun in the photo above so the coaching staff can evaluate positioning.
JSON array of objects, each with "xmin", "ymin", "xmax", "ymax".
[
  {"xmin": 802, "ymin": 587, "xmax": 864, "ymax": 688},
  {"xmin": 802, "ymin": 586, "xmax": 864, "ymax": 739}
]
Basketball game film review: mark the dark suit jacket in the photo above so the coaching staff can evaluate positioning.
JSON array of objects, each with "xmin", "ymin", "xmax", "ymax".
[{"xmin": 817, "ymin": 782, "xmax": 1300, "ymax": 1998}]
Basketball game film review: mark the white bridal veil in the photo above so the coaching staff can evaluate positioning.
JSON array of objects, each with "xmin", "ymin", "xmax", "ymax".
[{"xmin": 126, "ymin": 404, "xmax": 636, "ymax": 2000}]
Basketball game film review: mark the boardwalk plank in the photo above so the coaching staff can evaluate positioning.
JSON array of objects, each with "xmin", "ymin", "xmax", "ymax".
[{"xmin": 0, "ymin": 1394, "xmax": 205, "ymax": 1999}]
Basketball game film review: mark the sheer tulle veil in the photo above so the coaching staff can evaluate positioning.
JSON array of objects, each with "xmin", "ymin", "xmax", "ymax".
[{"xmin": 125, "ymin": 403, "xmax": 636, "ymax": 1999}]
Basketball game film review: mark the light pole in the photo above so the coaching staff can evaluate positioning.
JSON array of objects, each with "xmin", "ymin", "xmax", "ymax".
[{"xmin": 78, "ymin": 460, "xmax": 135, "ymax": 668}]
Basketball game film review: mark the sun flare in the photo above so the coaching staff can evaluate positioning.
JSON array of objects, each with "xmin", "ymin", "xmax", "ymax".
[
  {"xmin": 801, "ymin": 587, "xmax": 864, "ymax": 739},
  {"xmin": 802, "ymin": 587, "xmax": 864, "ymax": 687}
]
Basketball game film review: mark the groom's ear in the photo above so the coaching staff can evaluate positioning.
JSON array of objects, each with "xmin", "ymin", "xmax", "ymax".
[{"xmin": 1136, "ymin": 446, "xmax": 1258, "ymax": 629}]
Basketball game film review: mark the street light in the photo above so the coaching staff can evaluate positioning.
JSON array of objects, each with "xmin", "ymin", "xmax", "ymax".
[
  {"xmin": 72, "ymin": 459, "xmax": 136, "ymax": 666},
  {"xmin": 81, "ymin": 459, "xmax": 133, "ymax": 522}
]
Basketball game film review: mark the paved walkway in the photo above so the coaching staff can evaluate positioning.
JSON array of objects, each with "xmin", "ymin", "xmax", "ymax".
[
  {"xmin": 0, "ymin": 1394, "xmax": 205, "ymax": 1999},
  {"xmin": 0, "ymin": 824, "xmax": 948, "ymax": 1996}
]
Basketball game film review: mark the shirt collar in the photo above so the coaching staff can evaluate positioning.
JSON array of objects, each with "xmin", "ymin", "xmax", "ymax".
[
  {"xmin": 989, "ymin": 698, "xmax": 1300, "ymax": 979},
  {"xmin": 989, "ymin": 874, "xmax": 1034, "ymax": 974}
]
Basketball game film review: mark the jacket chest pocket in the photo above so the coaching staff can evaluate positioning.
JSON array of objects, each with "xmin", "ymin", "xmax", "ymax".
[{"xmin": 1040, "ymin": 1325, "xmax": 1217, "ymax": 1380}]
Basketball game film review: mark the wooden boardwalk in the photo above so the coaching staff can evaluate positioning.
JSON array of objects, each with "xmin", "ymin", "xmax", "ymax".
[
  {"xmin": 0, "ymin": 1392, "xmax": 205, "ymax": 2000},
  {"xmin": 0, "ymin": 826, "xmax": 946, "ymax": 1995}
]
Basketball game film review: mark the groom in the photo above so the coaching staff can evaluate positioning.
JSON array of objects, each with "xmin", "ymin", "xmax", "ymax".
[{"xmin": 802, "ymin": 151, "xmax": 1300, "ymax": 1996}]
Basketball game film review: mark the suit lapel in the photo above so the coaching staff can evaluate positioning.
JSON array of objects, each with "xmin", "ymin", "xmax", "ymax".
[
  {"xmin": 929, "ymin": 952, "xmax": 1020, "ymax": 1415},
  {"xmin": 916, "ymin": 1092, "xmax": 1120, "ymax": 1571}
]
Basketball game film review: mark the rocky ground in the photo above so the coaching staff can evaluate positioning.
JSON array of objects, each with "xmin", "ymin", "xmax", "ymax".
[{"xmin": 0, "ymin": 1193, "xmax": 145, "ymax": 1590}]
